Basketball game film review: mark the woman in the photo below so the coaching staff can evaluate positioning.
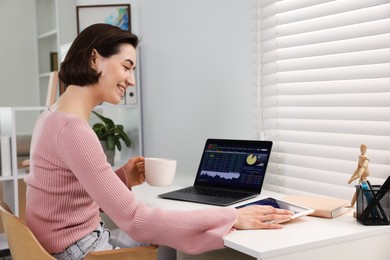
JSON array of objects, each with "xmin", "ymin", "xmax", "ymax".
[{"xmin": 25, "ymin": 23, "xmax": 293, "ymax": 259}]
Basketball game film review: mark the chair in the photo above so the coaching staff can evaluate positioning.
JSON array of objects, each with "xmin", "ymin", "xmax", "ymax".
[{"xmin": 0, "ymin": 201, "xmax": 157, "ymax": 260}]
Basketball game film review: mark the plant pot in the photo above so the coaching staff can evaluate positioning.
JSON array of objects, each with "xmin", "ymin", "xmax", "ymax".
[{"xmin": 100, "ymin": 141, "xmax": 115, "ymax": 166}]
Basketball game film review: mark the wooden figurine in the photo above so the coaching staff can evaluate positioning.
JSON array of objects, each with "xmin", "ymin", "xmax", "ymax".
[{"xmin": 348, "ymin": 144, "xmax": 370, "ymax": 207}]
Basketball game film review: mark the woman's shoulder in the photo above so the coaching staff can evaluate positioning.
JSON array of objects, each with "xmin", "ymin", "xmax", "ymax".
[
  {"xmin": 41, "ymin": 109, "xmax": 85, "ymax": 124},
  {"xmin": 38, "ymin": 109, "xmax": 91, "ymax": 134}
]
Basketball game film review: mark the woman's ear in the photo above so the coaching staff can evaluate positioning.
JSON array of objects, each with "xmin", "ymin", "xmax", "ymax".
[{"xmin": 90, "ymin": 49, "xmax": 98, "ymax": 69}]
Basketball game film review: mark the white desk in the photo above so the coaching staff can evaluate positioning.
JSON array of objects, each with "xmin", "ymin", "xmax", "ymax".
[{"xmin": 132, "ymin": 176, "xmax": 390, "ymax": 260}]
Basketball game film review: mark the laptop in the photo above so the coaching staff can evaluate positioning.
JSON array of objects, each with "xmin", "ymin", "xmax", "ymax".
[{"xmin": 158, "ymin": 138, "xmax": 273, "ymax": 206}]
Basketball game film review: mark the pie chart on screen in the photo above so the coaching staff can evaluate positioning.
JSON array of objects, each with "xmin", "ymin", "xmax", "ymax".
[{"xmin": 246, "ymin": 154, "xmax": 257, "ymax": 165}]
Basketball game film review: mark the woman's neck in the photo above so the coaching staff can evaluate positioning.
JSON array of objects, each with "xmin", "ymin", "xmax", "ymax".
[{"xmin": 49, "ymin": 85, "xmax": 101, "ymax": 122}]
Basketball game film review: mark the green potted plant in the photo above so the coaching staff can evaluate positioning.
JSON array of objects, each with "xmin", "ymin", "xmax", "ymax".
[{"xmin": 92, "ymin": 111, "xmax": 131, "ymax": 165}]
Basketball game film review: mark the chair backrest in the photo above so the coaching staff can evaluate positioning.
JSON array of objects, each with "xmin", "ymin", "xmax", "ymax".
[{"xmin": 0, "ymin": 201, "xmax": 55, "ymax": 260}]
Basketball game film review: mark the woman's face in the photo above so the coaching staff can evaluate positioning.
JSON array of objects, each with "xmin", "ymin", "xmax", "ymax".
[{"xmin": 93, "ymin": 43, "xmax": 137, "ymax": 104}]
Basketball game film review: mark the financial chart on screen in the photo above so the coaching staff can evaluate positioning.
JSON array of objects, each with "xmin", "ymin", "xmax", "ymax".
[{"xmin": 195, "ymin": 142, "xmax": 271, "ymax": 190}]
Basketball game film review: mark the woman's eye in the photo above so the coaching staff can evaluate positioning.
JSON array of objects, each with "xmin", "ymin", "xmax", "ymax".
[{"xmin": 124, "ymin": 66, "xmax": 130, "ymax": 71}]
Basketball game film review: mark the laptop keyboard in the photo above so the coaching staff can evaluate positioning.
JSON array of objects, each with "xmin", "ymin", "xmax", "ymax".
[{"xmin": 180, "ymin": 187, "xmax": 249, "ymax": 199}]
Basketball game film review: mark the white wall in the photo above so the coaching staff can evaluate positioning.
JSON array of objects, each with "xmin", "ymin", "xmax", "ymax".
[
  {"xmin": 2, "ymin": 0, "xmax": 257, "ymax": 175},
  {"xmin": 136, "ymin": 0, "xmax": 257, "ymax": 175},
  {"xmin": 0, "ymin": 0, "xmax": 40, "ymax": 106}
]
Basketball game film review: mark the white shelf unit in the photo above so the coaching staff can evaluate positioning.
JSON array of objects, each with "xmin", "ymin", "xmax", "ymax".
[
  {"xmin": 35, "ymin": 0, "xmax": 77, "ymax": 105},
  {"xmin": 0, "ymin": 107, "xmax": 43, "ymax": 218},
  {"xmin": 0, "ymin": 104, "xmax": 143, "ymax": 250}
]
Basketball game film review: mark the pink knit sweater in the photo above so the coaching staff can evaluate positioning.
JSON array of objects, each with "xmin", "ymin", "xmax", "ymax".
[{"xmin": 24, "ymin": 110, "xmax": 237, "ymax": 254}]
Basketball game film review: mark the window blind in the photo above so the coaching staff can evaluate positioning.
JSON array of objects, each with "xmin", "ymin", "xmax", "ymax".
[{"xmin": 258, "ymin": 0, "xmax": 390, "ymax": 200}]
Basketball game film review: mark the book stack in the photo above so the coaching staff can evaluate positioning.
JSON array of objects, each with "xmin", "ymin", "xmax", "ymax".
[{"xmin": 282, "ymin": 194, "xmax": 351, "ymax": 219}]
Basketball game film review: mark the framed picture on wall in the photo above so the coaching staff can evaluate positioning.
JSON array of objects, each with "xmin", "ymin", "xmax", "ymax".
[{"xmin": 76, "ymin": 4, "xmax": 131, "ymax": 34}]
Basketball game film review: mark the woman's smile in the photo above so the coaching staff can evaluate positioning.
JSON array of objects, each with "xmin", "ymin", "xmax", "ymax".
[{"xmin": 117, "ymin": 84, "xmax": 126, "ymax": 97}]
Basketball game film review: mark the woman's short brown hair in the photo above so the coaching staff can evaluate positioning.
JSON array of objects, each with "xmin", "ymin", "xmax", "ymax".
[{"xmin": 58, "ymin": 23, "xmax": 139, "ymax": 87}]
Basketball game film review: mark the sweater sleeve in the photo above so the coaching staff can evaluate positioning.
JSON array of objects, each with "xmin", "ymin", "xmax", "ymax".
[
  {"xmin": 128, "ymin": 205, "xmax": 237, "ymax": 254},
  {"xmin": 58, "ymin": 119, "xmax": 237, "ymax": 254},
  {"xmin": 115, "ymin": 167, "xmax": 129, "ymax": 188}
]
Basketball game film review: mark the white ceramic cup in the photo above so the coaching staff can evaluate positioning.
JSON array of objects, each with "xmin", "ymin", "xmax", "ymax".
[{"xmin": 145, "ymin": 158, "xmax": 177, "ymax": 187}]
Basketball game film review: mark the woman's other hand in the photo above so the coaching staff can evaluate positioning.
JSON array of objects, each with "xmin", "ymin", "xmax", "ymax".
[{"xmin": 123, "ymin": 156, "xmax": 145, "ymax": 187}]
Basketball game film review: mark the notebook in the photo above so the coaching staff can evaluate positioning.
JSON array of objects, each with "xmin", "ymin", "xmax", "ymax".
[{"xmin": 158, "ymin": 138, "xmax": 273, "ymax": 206}]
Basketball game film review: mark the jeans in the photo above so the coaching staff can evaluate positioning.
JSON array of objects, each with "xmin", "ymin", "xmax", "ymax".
[{"xmin": 52, "ymin": 222, "xmax": 114, "ymax": 260}]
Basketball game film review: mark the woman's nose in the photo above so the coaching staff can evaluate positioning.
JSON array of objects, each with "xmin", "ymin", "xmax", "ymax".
[{"xmin": 126, "ymin": 75, "xmax": 135, "ymax": 86}]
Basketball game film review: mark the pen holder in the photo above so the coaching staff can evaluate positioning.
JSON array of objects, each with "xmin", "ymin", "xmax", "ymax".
[{"xmin": 356, "ymin": 185, "xmax": 390, "ymax": 225}]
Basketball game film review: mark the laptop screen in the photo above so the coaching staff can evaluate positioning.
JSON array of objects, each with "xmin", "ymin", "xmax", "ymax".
[{"xmin": 194, "ymin": 139, "xmax": 273, "ymax": 193}]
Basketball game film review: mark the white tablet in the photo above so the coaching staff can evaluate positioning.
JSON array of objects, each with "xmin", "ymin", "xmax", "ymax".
[{"xmin": 236, "ymin": 197, "xmax": 315, "ymax": 223}]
